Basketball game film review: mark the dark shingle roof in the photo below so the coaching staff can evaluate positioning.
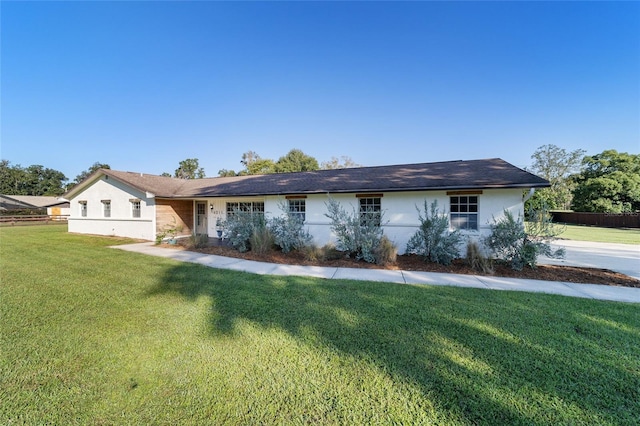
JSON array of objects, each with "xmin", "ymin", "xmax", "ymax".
[{"xmin": 76, "ymin": 158, "xmax": 547, "ymax": 199}]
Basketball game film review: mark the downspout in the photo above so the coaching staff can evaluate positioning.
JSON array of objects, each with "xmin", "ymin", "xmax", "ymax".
[{"xmin": 523, "ymin": 188, "xmax": 535, "ymax": 202}]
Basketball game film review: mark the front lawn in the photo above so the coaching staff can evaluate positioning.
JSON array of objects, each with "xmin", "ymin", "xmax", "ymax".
[
  {"xmin": 557, "ymin": 223, "xmax": 640, "ymax": 245},
  {"xmin": 1, "ymin": 226, "xmax": 639, "ymax": 424}
]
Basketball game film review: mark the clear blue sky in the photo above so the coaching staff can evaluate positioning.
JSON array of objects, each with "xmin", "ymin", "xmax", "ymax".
[{"xmin": 2, "ymin": 1, "xmax": 638, "ymax": 180}]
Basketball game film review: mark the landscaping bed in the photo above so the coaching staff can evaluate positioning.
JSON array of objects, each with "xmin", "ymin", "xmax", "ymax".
[{"xmin": 169, "ymin": 242, "xmax": 640, "ymax": 288}]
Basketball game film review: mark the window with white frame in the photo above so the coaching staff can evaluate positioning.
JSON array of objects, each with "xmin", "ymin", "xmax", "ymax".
[
  {"xmin": 450, "ymin": 195, "xmax": 478, "ymax": 230},
  {"xmin": 287, "ymin": 198, "xmax": 306, "ymax": 222},
  {"xmin": 131, "ymin": 200, "xmax": 141, "ymax": 218},
  {"xmin": 102, "ymin": 200, "xmax": 111, "ymax": 218},
  {"xmin": 226, "ymin": 201, "xmax": 265, "ymax": 217},
  {"xmin": 79, "ymin": 201, "xmax": 87, "ymax": 217},
  {"xmin": 358, "ymin": 195, "xmax": 381, "ymax": 227}
]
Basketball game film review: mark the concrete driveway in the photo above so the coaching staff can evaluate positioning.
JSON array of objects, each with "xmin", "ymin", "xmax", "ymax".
[{"xmin": 539, "ymin": 240, "xmax": 640, "ymax": 280}]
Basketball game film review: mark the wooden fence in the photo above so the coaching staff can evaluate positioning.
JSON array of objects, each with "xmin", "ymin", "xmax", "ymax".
[
  {"xmin": 0, "ymin": 215, "xmax": 69, "ymax": 225},
  {"xmin": 550, "ymin": 212, "xmax": 640, "ymax": 228}
]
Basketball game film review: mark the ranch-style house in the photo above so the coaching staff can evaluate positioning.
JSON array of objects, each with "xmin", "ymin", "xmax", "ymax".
[{"xmin": 63, "ymin": 158, "xmax": 549, "ymax": 253}]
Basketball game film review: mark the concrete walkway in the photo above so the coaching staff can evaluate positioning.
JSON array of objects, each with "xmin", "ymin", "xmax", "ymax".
[{"xmin": 113, "ymin": 242, "xmax": 640, "ymax": 304}]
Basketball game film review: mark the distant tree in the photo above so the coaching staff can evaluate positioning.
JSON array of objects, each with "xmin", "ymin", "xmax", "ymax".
[
  {"xmin": 174, "ymin": 158, "xmax": 205, "ymax": 179},
  {"xmin": 25, "ymin": 165, "xmax": 67, "ymax": 196},
  {"xmin": 274, "ymin": 149, "xmax": 319, "ymax": 173},
  {"xmin": 235, "ymin": 150, "xmax": 275, "ymax": 175},
  {"xmin": 70, "ymin": 162, "xmax": 111, "ymax": 189},
  {"xmin": 243, "ymin": 158, "xmax": 276, "ymax": 175},
  {"xmin": 160, "ymin": 172, "xmax": 172, "ymax": 177},
  {"xmin": 572, "ymin": 150, "xmax": 640, "ymax": 213},
  {"xmin": 0, "ymin": 160, "xmax": 67, "ymax": 195},
  {"xmin": 0, "ymin": 160, "xmax": 27, "ymax": 194},
  {"xmin": 526, "ymin": 144, "xmax": 585, "ymax": 211},
  {"xmin": 321, "ymin": 156, "xmax": 361, "ymax": 170},
  {"xmin": 240, "ymin": 150, "xmax": 261, "ymax": 168},
  {"xmin": 217, "ymin": 169, "xmax": 238, "ymax": 177}
]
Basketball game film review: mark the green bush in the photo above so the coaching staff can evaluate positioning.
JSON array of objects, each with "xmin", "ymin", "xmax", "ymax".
[
  {"xmin": 269, "ymin": 204, "xmax": 313, "ymax": 253},
  {"xmin": 484, "ymin": 210, "xmax": 564, "ymax": 270},
  {"xmin": 405, "ymin": 200, "xmax": 463, "ymax": 266},
  {"xmin": 222, "ymin": 211, "xmax": 266, "ymax": 253},
  {"xmin": 324, "ymin": 197, "xmax": 385, "ymax": 263}
]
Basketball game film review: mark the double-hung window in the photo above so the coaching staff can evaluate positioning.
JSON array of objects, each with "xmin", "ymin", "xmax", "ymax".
[
  {"xmin": 131, "ymin": 200, "xmax": 141, "ymax": 218},
  {"xmin": 358, "ymin": 195, "xmax": 381, "ymax": 227},
  {"xmin": 287, "ymin": 197, "xmax": 306, "ymax": 223},
  {"xmin": 79, "ymin": 201, "xmax": 87, "ymax": 217},
  {"xmin": 102, "ymin": 200, "xmax": 111, "ymax": 218},
  {"xmin": 450, "ymin": 195, "xmax": 478, "ymax": 230}
]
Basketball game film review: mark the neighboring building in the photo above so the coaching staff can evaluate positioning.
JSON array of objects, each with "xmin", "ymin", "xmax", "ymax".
[
  {"xmin": 0, "ymin": 194, "xmax": 70, "ymax": 218},
  {"xmin": 62, "ymin": 158, "xmax": 549, "ymax": 253}
]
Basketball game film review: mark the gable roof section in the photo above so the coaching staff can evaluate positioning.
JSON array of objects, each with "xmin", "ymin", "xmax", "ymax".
[{"xmin": 65, "ymin": 158, "xmax": 549, "ymax": 199}]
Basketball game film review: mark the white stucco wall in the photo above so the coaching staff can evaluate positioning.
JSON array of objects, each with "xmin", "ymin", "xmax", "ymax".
[
  {"xmin": 67, "ymin": 176, "xmax": 156, "ymax": 240},
  {"xmin": 211, "ymin": 189, "xmax": 526, "ymax": 255}
]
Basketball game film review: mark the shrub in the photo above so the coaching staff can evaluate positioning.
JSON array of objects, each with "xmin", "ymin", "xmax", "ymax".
[
  {"xmin": 324, "ymin": 197, "xmax": 385, "ymax": 263},
  {"xmin": 222, "ymin": 211, "xmax": 266, "ymax": 253},
  {"xmin": 269, "ymin": 203, "xmax": 313, "ymax": 253},
  {"xmin": 406, "ymin": 200, "xmax": 463, "ymax": 265},
  {"xmin": 374, "ymin": 235, "xmax": 397, "ymax": 266},
  {"xmin": 185, "ymin": 233, "xmax": 209, "ymax": 249},
  {"xmin": 321, "ymin": 243, "xmax": 345, "ymax": 261},
  {"xmin": 465, "ymin": 241, "xmax": 493, "ymax": 274},
  {"xmin": 484, "ymin": 210, "xmax": 564, "ymax": 270},
  {"xmin": 250, "ymin": 226, "xmax": 275, "ymax": 255}
]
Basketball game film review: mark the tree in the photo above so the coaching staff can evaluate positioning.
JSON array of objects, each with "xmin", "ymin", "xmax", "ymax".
[
  {"xmin": 274, "ymin": 149, "xmax": 319, "ymax": 173},
  {"xmin": 70, "ymin": 162, "xmax": 110, "ymax": 189},
  {"xmin": 572, "ymin": 150, "xmax": 640, "ymax": 213},
  {"xmin": 174, "ymin": 158, "xmax": 205, "ymax": 179},
  {"xmin": 243, "ymin": 158, "xmax": 276, "ymax": 175},
  {"xmin": 217, "ymin": 169, "xmax": 238, "ymax": 177},
  {"xmin": 320, "ymin": 156, "xmax": 361, "ymax": 170},
  {"xmin": 0, "ymin": 160, "xmax": 67, "ymax": 195},
  {"xmin": 0, "ymin": 160, "xmax": 27, "ymax": 194},
  {"xmin": 527, "ymin": 144, "xmax": 585, "ymax": 211},
  {"xmin": 25, "ymin": 165, "xmax": 67, "ymax": 196}
]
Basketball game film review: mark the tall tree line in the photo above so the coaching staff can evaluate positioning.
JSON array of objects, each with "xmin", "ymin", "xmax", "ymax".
[{"xmin": 527, "ymin": 145, "xmax": 640, "ymax": 213}]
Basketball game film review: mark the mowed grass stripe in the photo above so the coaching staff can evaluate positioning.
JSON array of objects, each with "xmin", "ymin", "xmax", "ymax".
[{"xmin": 1, "ymin": 225, "xmax": 639, "ymax": 425}]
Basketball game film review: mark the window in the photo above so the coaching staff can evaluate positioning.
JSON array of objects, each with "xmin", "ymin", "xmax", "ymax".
[
  {"xmin": 288, "ymin": 199, "xmax": 306, "ymax": 222},
  {"xmin": 79, "ymin": 201, "xmax": 87, "ymax": 217},
  {"xmin": 450, "ymin": 196, "xmax": 478, "ymax": 230},
  {"xmin": 358, "ymin": 196, "xmax": 381, "ymax": 227},
  {"xmin": 226, "ymin": 201, "xmax": 265, "ymax": 217},
  {"xmin": 131, "ymin": 200, "xmax": 141, "ymax": 218},
  {"xmin": 102, "ymin": 200, "xmax": 111, "ymax": 218}
]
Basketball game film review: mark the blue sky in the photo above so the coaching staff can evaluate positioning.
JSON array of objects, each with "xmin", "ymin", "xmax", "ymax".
[{"xmin": 2, "ymin": 1, "xmax": 638, "ymax": 180}]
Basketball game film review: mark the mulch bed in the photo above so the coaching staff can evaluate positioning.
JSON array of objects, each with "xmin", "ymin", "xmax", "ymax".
[{"xmin": 164, "ymin": 242, "xmax": 640, "ymax": 288}]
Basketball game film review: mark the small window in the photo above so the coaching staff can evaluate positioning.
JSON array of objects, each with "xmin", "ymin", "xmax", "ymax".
[
  {"xmin": 79, "ymin": 201, "xmax": 87, "ymax": 217},
  {"xmin": 359, "ymin": 197, "xmax": 381, "ymax": 227},
  {"xmin": 131, "ymin": 200, "xmax": 141, "ymax": 218},
  {"xmin": 288, "ymin": 199, "xmax": 306, "ymax": 222},
  {"xmin": 450, "ymin": 196, "xmax": 478, "ymax": 230},
  {"xmin": 102, "ymin": 200, "xmax": 111, "ymax": 218}
]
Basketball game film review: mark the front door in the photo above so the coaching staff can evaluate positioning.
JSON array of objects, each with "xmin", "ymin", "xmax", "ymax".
[{"xmin": 195, "ymin": 202, "xmax": 207, "ymax": 235}]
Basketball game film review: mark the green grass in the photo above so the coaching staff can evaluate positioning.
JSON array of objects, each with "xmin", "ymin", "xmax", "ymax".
[
  {"xmin": 557, "ymin": 223, "xmax": 640, "ymax": 245},
  {"xmin": 2, "ymin": 226, "xmax": 639, "ymax": 425}
]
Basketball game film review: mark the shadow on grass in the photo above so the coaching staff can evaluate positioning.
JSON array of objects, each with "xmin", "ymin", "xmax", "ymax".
[{"xmin": 148, "ymin": 262, "xmax": 640, "ymax": 425}]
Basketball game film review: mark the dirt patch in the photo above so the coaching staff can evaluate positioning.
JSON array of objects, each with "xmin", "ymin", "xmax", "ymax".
[{"xmin": 164, "ymin": 243, "xmax": 640, "ymax": 288}]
